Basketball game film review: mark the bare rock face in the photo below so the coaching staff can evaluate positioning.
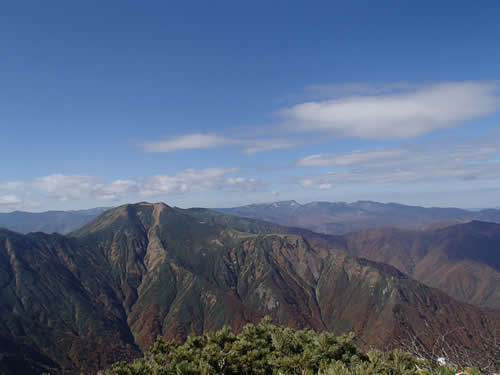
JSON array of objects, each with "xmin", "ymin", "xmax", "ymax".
[{"xmin": 0, "ymin": 203, "xmax": 498, "ymax": 374}]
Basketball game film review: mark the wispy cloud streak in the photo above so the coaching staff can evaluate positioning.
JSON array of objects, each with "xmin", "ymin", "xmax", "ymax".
[
  {"xmin": 141, "ymin": 133, "xmax": 295, "ymax": 154},
  {"xmin": 293, "ymin": 136, "xmax": 500, "ymax": 189}
]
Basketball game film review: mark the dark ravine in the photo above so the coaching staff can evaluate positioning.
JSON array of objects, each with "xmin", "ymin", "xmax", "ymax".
[{"xmin": 0, "ymin": 202, "xmax": 498, "ymax": 374}]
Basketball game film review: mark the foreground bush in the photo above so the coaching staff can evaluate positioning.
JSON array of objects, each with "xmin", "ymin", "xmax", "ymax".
[{"xmin": 98, "ymin": 318, "xmax": 483, "ymax": 375}]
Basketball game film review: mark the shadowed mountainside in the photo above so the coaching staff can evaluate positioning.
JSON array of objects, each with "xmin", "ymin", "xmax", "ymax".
[
  {"xmin": 0, "ymin": 229, "xmax": 140, "ymax": 374},
  {"xmin": 0, "ymin": 203, "xmax": 498, "ymax": 374}
]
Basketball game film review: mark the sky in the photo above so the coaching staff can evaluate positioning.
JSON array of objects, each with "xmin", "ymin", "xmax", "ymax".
[{"xmin": 1, "ymin": 1, "xmax": 500, "ymax": 212}]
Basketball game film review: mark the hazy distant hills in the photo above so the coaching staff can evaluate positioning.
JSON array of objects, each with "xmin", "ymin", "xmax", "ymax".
[
  {"xmin": 216, "ymin": 200, "xmax": 500, "ymax": 235},
  {"xmin": 0, "ymin": 207, "xmax": 109, "ymax": 234},
  {"xmin": 1, "ymin": 202, "xmax": 498, "ymax": 374}
]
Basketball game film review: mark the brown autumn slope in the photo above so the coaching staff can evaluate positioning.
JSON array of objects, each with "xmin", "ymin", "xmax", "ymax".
[
  {"xmin": 0, "ymin": 203, "xmax": 499, "ymax": 374},
  {"xmin": 342, "ymin": 221, "xmax": 500, "ymax": 308}
]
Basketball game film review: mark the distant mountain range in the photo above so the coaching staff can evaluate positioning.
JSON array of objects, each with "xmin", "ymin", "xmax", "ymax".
[
  {"xmin": 0, "ymin": 207, "xmax": 110, "ymax": 234},
  {"xmin": 2, "ymin": 201, "xmax": 500, "ymax": 236},
  {"xmin": 1, "ymin": 202, "xmax": 498, "ymax": 374},
  {"xmin": 216, "ymin": 200, "xmax": 500, "ymax": 234}
]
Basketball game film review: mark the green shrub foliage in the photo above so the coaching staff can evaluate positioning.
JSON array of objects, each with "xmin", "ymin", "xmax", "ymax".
[{"xmin": 98, "ymin": 318, "xmax": 480, "ymax": 375}]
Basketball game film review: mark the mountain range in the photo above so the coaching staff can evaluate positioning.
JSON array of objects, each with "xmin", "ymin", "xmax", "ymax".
[
  {"xmin": 187, "ymin": 209, "xmax": 500, "ymax": 309},
  {"xmin": 214, "ymin": 201, "xmax": 500, "ymax": 309},
  {"xmin": 0, "ymin": 207, "xmax": 109, "ymax": 234},
  {"xmin": 3, "ymin": 200, "xmax": 500, "ymax": 237},
  {"xmin": 0, "ymin": 202, "xmax": 498, "ymax": 374},
  {"xmin": 216, "ymin": 200, "xmax": 500, "ymax": 235}
]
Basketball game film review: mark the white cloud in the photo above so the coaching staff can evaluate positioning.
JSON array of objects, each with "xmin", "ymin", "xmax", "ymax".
[
  {"xmin": 0, "ymin": 195, "xmax": 21, "ymax": 205},
  {"xmin": 0, "ymin": 181, "xmax": 24, "ymax": 190},
  {"xmin": 296, "ymin": 149, "xmax": 406, "ymax": 167},
  {"xmin": 283, "ymin": 81, "xmax": 500, "ymax": 139},
  {"xmin": 292, "ymin": 136, "xmax": 500, "ymax": 189},
  {"xmin": 141, "ymin": 133, "xmax": 295, "ymax": 154},
  {"xmin": 141, "ymin": 168, "xmax": 262, "ymax": 196},
  {"xmin": 32, "ymin": 175, "xmax": 139, "ymax": 201},
  {"xmin": 98, "ymin": 180, "xmax": 139, "ymax": 201},
  {"xmin": 141, "ymin": 133, "xmax": 234, "ymax": 152},
  {"xmin": 241, "ymin": 139, "xmax": 295, "ymax": 154},
  {"xmin": 141, "ymin": 168, "xmax": 234, "ymax": 196},
  {"xmin": 318, "ymin": 183, "xmax": 332, "ymax": 190},
  {"xmin": 2, "ymin": 168, "xmax": 263, "ymax": 204},
  {"xmin": 33, "ymin": 174, "xmax": 104, "ymax": 201},
  {"xmin": 0, "ymin": 195, "xmax": 40, "ymax": 212},
  {"xmin": 299, "ymin": 179, "xmax": 314, "ymax": 188},
  {"xmin": 304, "ymin": 82, "xmax": 416, "ymax": 99}
]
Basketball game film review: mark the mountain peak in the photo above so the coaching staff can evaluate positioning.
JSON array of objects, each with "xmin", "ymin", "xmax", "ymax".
[
  {"xmin": 128, "ymin": 201, "xmax": 170, "ymax": 209},
  {"xmin": 71, "ymin": 201, "xmax": 173, "ymax": 237}
]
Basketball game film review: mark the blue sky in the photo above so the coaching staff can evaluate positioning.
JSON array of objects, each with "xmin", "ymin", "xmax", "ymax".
[{"xmin": 1, "ymin": 1, "xmax": 500, "ymax": 211}]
